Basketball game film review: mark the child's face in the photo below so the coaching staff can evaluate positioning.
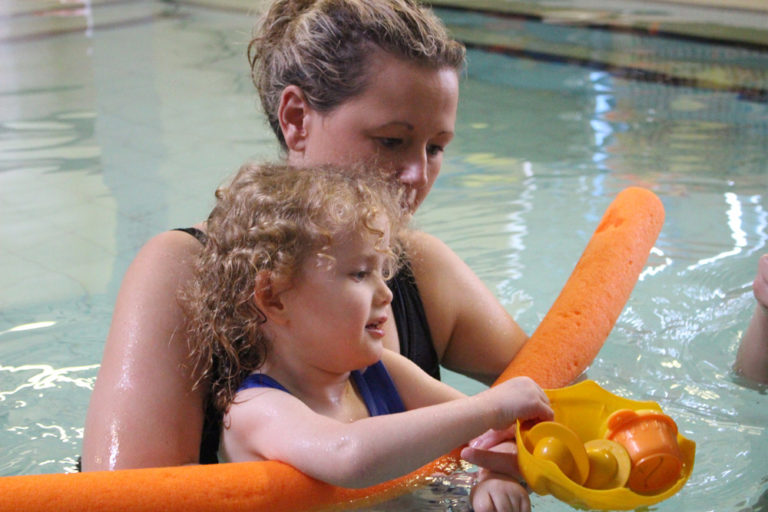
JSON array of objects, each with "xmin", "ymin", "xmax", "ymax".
[{"xmin": 280, "ymin": 217, "xmax": 394, "ymax": 372}]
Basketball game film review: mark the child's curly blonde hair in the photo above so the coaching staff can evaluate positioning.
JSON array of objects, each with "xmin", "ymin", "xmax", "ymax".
[{"xmin": 181, "ymin": 162, "xmax": 408, "ymax": 414}]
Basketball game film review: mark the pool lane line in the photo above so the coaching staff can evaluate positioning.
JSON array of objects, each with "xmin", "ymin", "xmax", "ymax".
[
  {"xmin": 461, "ymin": 41, "xmax": 768, "ymax": 104},
  {"xmin": 0, "ymin": 2, "xmax": 188, "ymax": 45},
  {"xmin": 62, "ymin": 0, "xmax": 767, "ymax": 52},
  {"xmin": 429, "ymin": 3, "xmax": 768, "ymax": 52},
  {"xmin": 165, "ymin": 0, "xmax": 260, "ymax": 15},
  {"xmin": 0, "ymin": 0, "xmax": 147, "ymax": 21},
  {"xmin": 136, "ymin": 0, "xmax": 768, "ymax": 101}
]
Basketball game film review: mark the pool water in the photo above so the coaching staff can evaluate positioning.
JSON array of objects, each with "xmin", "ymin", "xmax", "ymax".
[{"xmin": 1, "ymin": 1, "xmax": 767, "ymax": 510}]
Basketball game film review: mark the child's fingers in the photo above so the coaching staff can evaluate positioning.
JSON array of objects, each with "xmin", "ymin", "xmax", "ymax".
[
  {"xmin": 501, "ymin": 376, "xmax": 553, "ymax": 422},
  {"xmin": 470, "ymin": 489, "xmax": 494, "ymax": 512},
  {"xmin": 535, "ymin": 397, "xmax": 554, "ymax": 422},
  {"xmin": 470, "ymin": 474, "xmax": 530, "ymax": 512}
]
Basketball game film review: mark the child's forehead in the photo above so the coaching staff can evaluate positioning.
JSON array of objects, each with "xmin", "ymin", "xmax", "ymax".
[
  {"xmin": 307, "ymin": 221, "xmax": 390, "ymax": 268},
  {"xmin": 332, "ymin": 216, "xmax": 391, "ymax": 245}
]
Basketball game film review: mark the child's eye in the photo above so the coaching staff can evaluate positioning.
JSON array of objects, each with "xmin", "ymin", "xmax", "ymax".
[{"xmin": 351, "ymin": 270, "xmax": 370, "ymax": 281}]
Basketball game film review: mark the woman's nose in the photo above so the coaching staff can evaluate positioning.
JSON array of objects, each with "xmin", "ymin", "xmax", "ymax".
[{"xmin": 397, "ymin": 151, "xmax": 428, "ymax": 190}]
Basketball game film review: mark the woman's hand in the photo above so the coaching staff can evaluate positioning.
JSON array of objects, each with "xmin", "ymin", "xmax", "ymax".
[{"xmin": 461, "ymin": 427, "xmax": 521, "ymax": 479}]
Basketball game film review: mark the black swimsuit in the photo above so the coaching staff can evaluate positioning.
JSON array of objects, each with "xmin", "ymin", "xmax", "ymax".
[{"xmin": 175, "ymin": 227, "xmax": 439, "ymax": 464}]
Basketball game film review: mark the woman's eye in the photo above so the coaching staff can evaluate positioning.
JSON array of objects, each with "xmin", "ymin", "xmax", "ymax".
[
  {"xmin": 427, "ymin": 144, "xmax": 444, "ymax": 157},
  {"xmin": 377, "ymin": 137, "xmax": 402, "ymax": 149}
]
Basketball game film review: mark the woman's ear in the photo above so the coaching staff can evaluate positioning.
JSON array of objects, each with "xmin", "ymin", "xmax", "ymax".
[
  {"xmin": 278, "ymin": 85, "xmax": 311, "ymax": 153},
  {"xmin": 253, "ymin": 271, "xmax": 290, "ymax": 325}
]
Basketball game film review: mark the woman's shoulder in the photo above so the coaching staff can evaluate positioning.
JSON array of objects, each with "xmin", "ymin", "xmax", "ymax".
[
  {"xmin": 119, "ymin": 226, "xmax": 207, "ymax": 300},
  {"xmin": 134, "ymin": 226, "xmax": 205, "ymax": 267},
  {"xmin": 400, "ymin": 230, "xmax": 454, "ymax": 268},
  {"xmin": 398, "ymin": 230, "xmax": 465, "ymax": 302}
]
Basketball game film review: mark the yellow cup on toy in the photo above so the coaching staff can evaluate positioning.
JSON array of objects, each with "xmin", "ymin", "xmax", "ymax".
[{"xmin": 603, "ymin": 409, "xmax": 684, "ymax": 493}]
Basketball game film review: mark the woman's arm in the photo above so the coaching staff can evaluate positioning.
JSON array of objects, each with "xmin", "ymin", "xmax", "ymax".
[
  {"xmin": 735, "ymin": 254, "xmax": 768, "ymax": 383},
  {"xmin": 380, "ymin": 348, "xmax": 465, "ymax": 408},
  {"xmin": 221, "ymin": 359, "xmax": 551, "ymax": 488},
  {"xmin": 404, "ymin": 231, "xmax": 528, "ymax": 385},
  {"xmin": 81, "ymin": 230, "xmax": 206, "ymax": 470}
]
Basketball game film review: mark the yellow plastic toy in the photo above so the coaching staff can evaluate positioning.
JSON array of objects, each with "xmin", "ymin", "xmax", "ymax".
[{"xmin": 517, "ymin": 380, "xmax": 695, "ymax": 510}]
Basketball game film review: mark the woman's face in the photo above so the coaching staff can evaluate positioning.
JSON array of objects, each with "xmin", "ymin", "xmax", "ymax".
[{"xmin": 289, "ymin": 51, "xmax": 460, "ymax": 211}]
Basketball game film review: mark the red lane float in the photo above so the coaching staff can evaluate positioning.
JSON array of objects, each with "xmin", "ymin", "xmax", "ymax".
[{"xmin": 0, "ymin": 187, "xmax": 665, "ymax": 512}]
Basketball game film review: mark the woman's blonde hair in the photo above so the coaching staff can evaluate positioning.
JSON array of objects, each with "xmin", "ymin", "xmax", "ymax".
[
  {"xmin": 181, "ymin": 162, "xmax": 407, "ymax": 413},
  {"xmin": 248, "ymin": 0, "xmax": 466, "ymax": 149}
]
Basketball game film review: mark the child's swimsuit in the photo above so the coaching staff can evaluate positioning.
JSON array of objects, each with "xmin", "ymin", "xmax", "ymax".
[
  {"xmin": 238, "ymin": 361, "xmax": 406, "ymax": 416},
  {"xmin": 175, "ymin": 227, "xmax": 437, "ymax": 462}
]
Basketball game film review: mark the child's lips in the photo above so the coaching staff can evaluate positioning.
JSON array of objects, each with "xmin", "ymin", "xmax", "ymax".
[{"xmin": 365, "ymin": 317, "xmax": 387, "ymax": 337}]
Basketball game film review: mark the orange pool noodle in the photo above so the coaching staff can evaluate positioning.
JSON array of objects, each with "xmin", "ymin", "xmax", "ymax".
[
  {"xmin": 0, "ymin": 452, "xmax": 462, "ymax": 512},
  {"xmin": 494, "ymin": 187, "xmax": 664, "ymax": 389},
  {"xmin": 0, "ymin": 187, "xmax": 664, "ymax": 512}
]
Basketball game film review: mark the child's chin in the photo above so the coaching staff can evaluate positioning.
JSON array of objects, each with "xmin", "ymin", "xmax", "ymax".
[{"xmin": 362, "ymin": 344, "xmax": 384, "ymax": 366}]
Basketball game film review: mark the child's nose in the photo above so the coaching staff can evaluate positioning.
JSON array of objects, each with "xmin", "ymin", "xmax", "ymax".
[{"xmin": 376, "ymin": 276, "xmax": 393, "ymax": 306}]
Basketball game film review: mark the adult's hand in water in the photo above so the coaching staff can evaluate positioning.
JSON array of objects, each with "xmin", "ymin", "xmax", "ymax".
[
  {"xmin": 754, "ymin": 254, "xmax": 768, "ymax": 311},
  {"xmin": 737, "ymin": 254, "xmax": 768, "ymax": 383}
]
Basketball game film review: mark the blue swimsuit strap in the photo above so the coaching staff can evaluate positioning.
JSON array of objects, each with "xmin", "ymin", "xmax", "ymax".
[{"xmin": 238, "ymin": 361, "xmax": 405, "ymax": 416}]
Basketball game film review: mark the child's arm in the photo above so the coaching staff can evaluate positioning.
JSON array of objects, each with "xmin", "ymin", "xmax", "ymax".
[
  {"xmin": 222, "ymin": 355, "xmax": 552, "ymax": 488},
  {"xmin": 736, "ymin": 254, "xmax": 768, "ymax": 383}
]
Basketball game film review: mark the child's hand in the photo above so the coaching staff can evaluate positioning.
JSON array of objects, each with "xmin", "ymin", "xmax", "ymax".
[
  {"xmin": 470, "ymin": 470, "xmax": 530, "ymax": 512},
  {"xmin": 754, "ymin": 254, "xmax": 768, "ymax": 313},
  {"xmin": 484, "ymin": 376, "xmax": 553, "ymax": 430}
]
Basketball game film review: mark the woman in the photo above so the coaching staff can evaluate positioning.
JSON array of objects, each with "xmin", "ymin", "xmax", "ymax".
[{"xmin": 82, "ymin": 0, "xmax": 529, "ymax": 471}]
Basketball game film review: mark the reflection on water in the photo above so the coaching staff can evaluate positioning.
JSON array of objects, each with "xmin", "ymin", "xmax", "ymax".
[
  {"xmin": 0, "ymin": 361, "xmax": 97, "ymax": 475},
  {"xmin": 1, "ymin": 2, "xmax": 767, "ymax": 510},
  {"xmin": 357, "ymin": 466, "xmax": 476, "ymax": 512}
]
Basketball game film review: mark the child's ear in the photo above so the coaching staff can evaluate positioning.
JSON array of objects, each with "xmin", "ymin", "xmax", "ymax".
[
  {"xmin": 278, "ymin": 85, "xmax": 311, "ymax": 153},
  {"xmin": 253, "ymin": 271, "xmax": 290, "ymax": 325}
]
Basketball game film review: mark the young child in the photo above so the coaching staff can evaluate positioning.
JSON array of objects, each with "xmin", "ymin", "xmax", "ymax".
[
  {"xmin": 181, "ymin": 162, "xmax": 553, "ymax": 512},
  {"xmin": 736, "ymin": 254, "xmax": 768, "ymax": 384}
]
